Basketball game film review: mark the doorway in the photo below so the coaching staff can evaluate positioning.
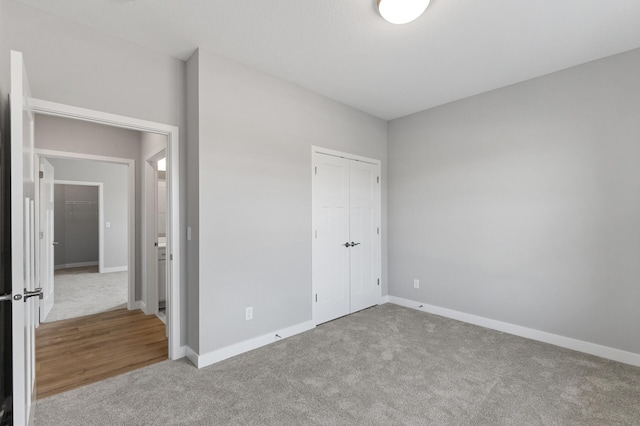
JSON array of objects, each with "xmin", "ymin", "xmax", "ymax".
[
  {"xmin": 31, "ymin": 98, "xmax": 182, "ymax": 359},
  {"xmin": 35, "ymin": 151, "xmax": 134, "ymax": 321},
  {"xmin": 144, "ymin": 145, "xmax": 169, "ymax": 324},
  {"xmin": 312, "ymin": 147, "xmax": 382, "ymax": 325},
  {"xmin": 43, "ymin": 179, "xmax": 109, "ymax": 323}
]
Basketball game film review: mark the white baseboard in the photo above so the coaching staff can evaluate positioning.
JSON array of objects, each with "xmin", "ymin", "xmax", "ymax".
[
  {"xmin": 172, "ymin": 345, "xmax": 188, "ymax": 360},
  {"xmin": 101, "ymin": 266, "xmax": 128, "ymax": 273},
  {"xmin": 187, "ymin": 320, "xmax": 316, "ymax": 369},
  {"xmin": 129, "ymin": 300, "xmax": 143, "ymax": 311},
  {"xmin": 380, "ymin": 295, "xmax": 390, "ymax": 304},
  {"xmin": 54, "ymin": 261, "xmax": 98, "ymax": 270},
  {"xmin": 186, "ymin": 347, "xmax": 199, "ymax": 367},
  {"xmin": 388, "ymin": 296, "xmax": 640, "ymax": 368}
]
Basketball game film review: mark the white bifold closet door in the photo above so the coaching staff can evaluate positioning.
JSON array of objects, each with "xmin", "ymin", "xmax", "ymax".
[{"xmin": 313, "ymin": 150, "xmax": 381, "ymax": 325}]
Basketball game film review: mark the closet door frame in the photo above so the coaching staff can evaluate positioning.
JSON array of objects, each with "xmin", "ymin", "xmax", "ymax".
[{"xmin": 311, "ymin": 146, "xmax": 382, "ymax": 325}]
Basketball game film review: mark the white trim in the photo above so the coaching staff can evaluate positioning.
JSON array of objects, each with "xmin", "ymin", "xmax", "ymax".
[
  {"xmin": 388, "ymin": 296, "xmax": 640, "ymax": 368},
  {"xmin": 30, "ymin": 98, "xmax": 178, "ymax": 134},
  {"xmin": 129, "ymin": 300, "xmax": 144, "ymax": 311},
  {"xmin": 188, "ymin": 321, "xmax": 316, "ymax": 369},
  {"xmin": 31, "ymin": 98, "xmax": 183, "ymax": 361},
  {"xmin": 311, "ymin": 145, "xmax": 380, "ymax": 165},
  {"xmin": 54, "ymin": 261, "xmax": 99, "ymax": 270},
  {"xmin": 36, "ymin": 149, "xmax": 134, "ymax": 310},
  {"xmin": 175, "ymin": 345, "xmax": 188, "ymax": 359},
  {"xmin": 101, "ymin": 266, "xmax": 128, "ymax": 273},
  {"xmin": 186, "ymin": 347, "xmax": 199, "ymax": 368},
  {"xmin": 52, "ymin": 179, "xmax": 104, "ymax": 273},
  {"xmin": 380, "ymin": 295, "xmax": 390, "ymax": 304}
]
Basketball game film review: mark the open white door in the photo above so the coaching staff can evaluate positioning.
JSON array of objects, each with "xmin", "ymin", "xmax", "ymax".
[
  {"xmin": 10, "ymin": 50, "xmax": 40, "ymax": 426},
  {"xmin": 39, "ymin": 159, "xmax": 55, "ymax": 321}
]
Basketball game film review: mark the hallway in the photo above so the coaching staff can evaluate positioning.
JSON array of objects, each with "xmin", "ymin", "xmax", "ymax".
[{"xmin": 36, "ymin": 308, "xmax": 167, "ymax": 399}]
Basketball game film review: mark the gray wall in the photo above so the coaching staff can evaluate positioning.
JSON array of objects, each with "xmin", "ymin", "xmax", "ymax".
[
  {"xmin": 388, "ymin": 48, "xmax": 640, "ymax": 355},
  {"xmin": 53, "ymin": 184, "xmax": 99, "ymax": 267},
  {"xmin": 49, "ymin": 158, "xmax": 128, "ymax": 270},
  {"xmin": 190, "ymin": 50, "xmax": 388, "ymax": 354},
  {"xmin": 0, "ymin": 0, "xmax": 188, "ymax": 345}
]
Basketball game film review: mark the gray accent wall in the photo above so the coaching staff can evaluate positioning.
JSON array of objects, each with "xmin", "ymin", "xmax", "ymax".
[
  {"xmin": 53, "ymin": 184, "xmax": 99, "ymax": 268},
  {"xmin": 189, "ymin": 50, "xmax": 387, "ymax": 354},
  {"xmin": 388, "ymin": 48, "xmax": 640, "ymax": 355},
  {"xmin": 48, "ymin": 158, "xmax": 128, "ymax": 270}
]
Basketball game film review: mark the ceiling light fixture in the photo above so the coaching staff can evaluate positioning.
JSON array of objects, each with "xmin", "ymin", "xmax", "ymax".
[{"xmin": 377, "ymin": 0, "xmax": 431, "ymax": 25}]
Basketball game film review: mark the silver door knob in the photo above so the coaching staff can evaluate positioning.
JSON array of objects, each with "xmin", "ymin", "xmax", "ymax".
[
  {"xmin": 350, "ymin": 242, "xmax": 361, "ymax": 247},
  {"xmin": 52, "ymin": 241, "xmax": 59, "ymax": 245},
  {"xmin": 343, "ymin": 242, "xmax": 351, "ymax": 247}
]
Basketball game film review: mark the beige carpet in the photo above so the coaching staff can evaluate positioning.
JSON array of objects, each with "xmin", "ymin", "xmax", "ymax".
[
  {"xmin": 35, "ymin": 304, "xmax": 640, "ymax": 425},
  {"xmin": 43, "ymin": 266, "xmax": 128, "ymax": 323}
]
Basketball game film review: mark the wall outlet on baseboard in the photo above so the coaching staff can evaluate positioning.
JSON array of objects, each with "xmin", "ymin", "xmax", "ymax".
[
  {"xmin": 413, "ymin": 279, "xmax": 419, "ymax": 289},
  {"xmin": 245, "ymin": 307, "xmax": 253, "ymax": 321}
]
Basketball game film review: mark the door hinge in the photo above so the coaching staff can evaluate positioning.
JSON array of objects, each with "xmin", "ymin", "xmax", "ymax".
[
  {"xmin": 315, "ymin": 294, "xmax": 318, "ymax": 302},
  {"xmin": 39, "ymin": 171, "xmax": 44, "ymax": 179},
  {"xmin": 377, "ymin": 227, "xmax": 380, "ymax": 235},
  {"xmin": 170, "ymin": 254, "xmax": 173, "ymax": 261},
  {"xmin": 377, "ymin": 278, "xmax": 380, "ymax": 286},
  {"xmin": 39, "ymin": 231, "xmax": 44, "ymax": 239},
  {"xmin": 314, "ymin": 230, "xmax": 318, "ymax": 239},
  {"xmin": 315, "ymin": 166, "xmax": 317, "ymax": 175},
  {"xmin": 377, "ymin": 176, "xmax": 379, "ymax": 183}
]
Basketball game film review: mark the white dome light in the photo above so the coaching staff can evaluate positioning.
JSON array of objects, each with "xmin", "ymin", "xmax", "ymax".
[{"xmin": 378, "ymin": 0, "xmax": 431, "ymax": 25}]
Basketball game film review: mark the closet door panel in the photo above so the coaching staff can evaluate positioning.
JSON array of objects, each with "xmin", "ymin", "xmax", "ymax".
[
  {"xmin": 349, "ymin": 161, "xmax": 380, "ymax": 312},
  {"xmin": 312, "ymin": 155, "xmax": 351, "ymax": 324}
]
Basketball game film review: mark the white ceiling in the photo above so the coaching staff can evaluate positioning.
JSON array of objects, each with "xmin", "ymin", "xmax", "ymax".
[{"xmin": 13, "ymin": 0, "xmax": 640, "ymax": 120}]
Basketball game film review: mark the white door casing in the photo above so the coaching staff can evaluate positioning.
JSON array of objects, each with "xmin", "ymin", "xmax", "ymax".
[
  {"xmin": 29, "ymin": 98, "xmax": 183, "ymax": 360},
  {"xmin": 11, "ymin": 50, "xmax": 38, "ymax": 426},
  {"xmin": 39, "ymin": 158, "xmax": 55, "ymax": 321},
  {"xmin": 312, "ymin": 147, "xmax": 381, "ymax": 325}
]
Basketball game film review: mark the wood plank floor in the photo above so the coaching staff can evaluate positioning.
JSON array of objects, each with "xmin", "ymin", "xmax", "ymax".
[{"xmin": 36, "ymin": 308, "xmax": 168, "ymax": 399}]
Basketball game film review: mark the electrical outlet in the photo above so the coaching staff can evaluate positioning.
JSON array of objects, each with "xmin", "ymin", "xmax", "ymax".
[
  {"xmin": 245, "ymin": 307, "xmax": 253, "ymax": 321},
  {"xmin": 413, "ymin": 279, "xmax": 419, "ymax": 289}
]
